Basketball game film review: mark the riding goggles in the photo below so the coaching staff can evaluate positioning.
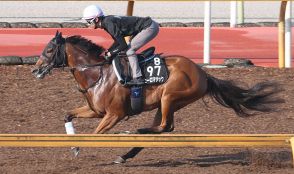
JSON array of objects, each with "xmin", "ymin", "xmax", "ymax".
[{"xmin": 85, "ymin": 18, "xmax": 96, "ymax": 25}]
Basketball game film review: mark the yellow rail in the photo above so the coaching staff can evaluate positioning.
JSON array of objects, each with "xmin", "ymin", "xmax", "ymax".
[
  {"xmin": 1, "ymin": 134, "xmax": 294, "ymax": 165},
  {"xmin": 0, "ymin": 0, "xmax": 290, "ymax": 1},
  {"xmin": 0, "ymin": 134, "xmax": 292, "ymax": 147}
]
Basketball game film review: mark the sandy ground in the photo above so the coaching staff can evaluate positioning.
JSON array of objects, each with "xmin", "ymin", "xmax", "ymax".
[{"xmin": 0, "ymin": 65, "xmax": 294, "ymax": 174}]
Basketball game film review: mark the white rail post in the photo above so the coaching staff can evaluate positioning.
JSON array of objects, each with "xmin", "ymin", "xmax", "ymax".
[
  {"xmin": 237, "ymin": 1, "xmax": 244, "ymax": 24},
  {"xmin": 230, "ymin": 1, "xmax": 238, "ymax": 27},
  {"xmin": 204, "ymin": 1, "xmax": 211, "ymax": 64},
  {"xmin": 285, "ymin": 0, "xmax": 292, "ymax": 68}
]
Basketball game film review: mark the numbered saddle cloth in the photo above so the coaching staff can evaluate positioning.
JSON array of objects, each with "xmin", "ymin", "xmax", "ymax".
[
  {"xmin": 139, "ymin": 54, "xmax": 169, "ymax": 85},
  {"xmin": 111, "ymin": 47, "xmax": 169, "ymax": 86}
]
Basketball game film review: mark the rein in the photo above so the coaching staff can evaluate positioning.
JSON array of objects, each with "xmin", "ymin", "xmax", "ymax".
[
  {"xmin": 61, "ymin": 42, "xmax": 110, "ymax": 94},
  {"xmin": 70, "ymin": 60, "xmax": 110, "ymax": 94},
  {"xmin": 69, "ymin": 58, "xmax": 107, "ymax": 72}
]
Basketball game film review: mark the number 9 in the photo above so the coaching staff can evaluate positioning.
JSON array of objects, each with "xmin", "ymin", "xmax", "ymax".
[{"xmin": 147, "ymin": 66, "xmax": 153, "ymax": 76}]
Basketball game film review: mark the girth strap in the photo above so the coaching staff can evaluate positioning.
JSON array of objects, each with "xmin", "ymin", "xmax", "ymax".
[{"xmin": 112, "ymin": 56, "xmax": 125, "ymax": 84}]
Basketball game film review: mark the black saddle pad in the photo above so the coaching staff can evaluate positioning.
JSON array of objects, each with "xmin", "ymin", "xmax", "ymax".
[
  {"xmin": 112, "ymin": 47, "xmax": 169, "ymax": 86},
  {"xmin": 139, "ymin": 54, "xmax": 169, "ymax": 85}
]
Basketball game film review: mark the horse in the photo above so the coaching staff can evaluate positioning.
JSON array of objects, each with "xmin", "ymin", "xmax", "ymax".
[{"xmin": 32, "ymin": 31, "xmax": 283, "ymax": 163}]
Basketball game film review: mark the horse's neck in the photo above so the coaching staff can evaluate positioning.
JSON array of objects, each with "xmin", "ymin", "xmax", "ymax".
[
  {"xmin": 67, "ymin": 44, "xmax": 96, "ymax": 65},
  {"xmin": 66, "ymin": 46, "xmax": 117, "ymax": 95}
]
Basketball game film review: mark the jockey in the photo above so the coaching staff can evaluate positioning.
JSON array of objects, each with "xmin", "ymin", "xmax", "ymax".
[{"xmin": 82, "ymin": 5, "xmax": 160, "ymax": 85}]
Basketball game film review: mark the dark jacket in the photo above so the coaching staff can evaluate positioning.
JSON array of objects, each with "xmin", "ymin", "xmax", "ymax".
[{"xmin": 101, "ymin": 15, "xmax": 153, "ymax": 56}]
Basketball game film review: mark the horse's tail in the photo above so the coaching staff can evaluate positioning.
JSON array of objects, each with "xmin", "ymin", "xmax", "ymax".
[{"xmin": 205, "ymin": 74, "xmax": 284, "ymax": 117}]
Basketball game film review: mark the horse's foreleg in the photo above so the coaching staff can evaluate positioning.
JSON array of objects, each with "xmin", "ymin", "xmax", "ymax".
[
  {"xmin": 64, "ymin": 105, "xmax": 100, "ymax": 135},
  {"xmin": 65, "ymin": 105, "xmax": 100, "ymax": 122},
  {"xmin": 64, "ymin": 105, "xmax": 100, "ymax": 156},
  {"xmin": 93, "ymin": 113, "xmax": 121, "ymax": 134}
]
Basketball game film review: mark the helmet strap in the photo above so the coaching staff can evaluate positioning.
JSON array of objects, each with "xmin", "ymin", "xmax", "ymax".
[{"xmin": 96, "ymin": 18, "xmax": 103, "ymax": 28}]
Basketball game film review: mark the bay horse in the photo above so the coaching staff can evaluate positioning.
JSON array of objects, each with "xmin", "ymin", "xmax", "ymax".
[{"xmin": 32, "ymin": 31, "xmax": 283, "ymax": 163}]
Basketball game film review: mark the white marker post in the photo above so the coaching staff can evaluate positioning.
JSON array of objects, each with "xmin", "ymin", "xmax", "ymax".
[
  {"xmin": 204, "ymin": 1, "xmax": 211, "ymax": 64},
  {"xmin": 230, "ymin": 1, "xmax": 238, "ymax": 28},
  {"xmin": 285, "ymin": 1, "xmax": 292, "ymax": 68}
]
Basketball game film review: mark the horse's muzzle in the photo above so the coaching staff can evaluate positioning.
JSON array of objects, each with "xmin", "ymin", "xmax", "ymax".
[
  {"xmin": 32, "ymin": 66, "xmax": 52, "ymax": 79},
  {"xmin": 32, "ymin": 68, "xmax": 45, "ymax": 79}
]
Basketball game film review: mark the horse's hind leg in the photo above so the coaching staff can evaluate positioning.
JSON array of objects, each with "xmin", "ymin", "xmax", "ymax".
[
  {"xmin": 150, "ymin": 106, "xmax": 174, "ymax": 132},
  {"xmin": 138, "ymin": 98, "xmax": 175, "ymax": 133},
  {"xmin": 114, "ymin": 108, "xmax": 174, "ymax": 164},
  {"xmin": 114, "ymin": 147, "xmax": 144, "ymax": 164}
]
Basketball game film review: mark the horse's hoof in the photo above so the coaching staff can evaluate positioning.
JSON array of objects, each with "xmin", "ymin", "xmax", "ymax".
[
  {"xmin": 71, "ymin": 147, "xmax": 80, "ymax": 157},
  {"xmin": 113, "ymin": 156, "xmax": 126, "ymax": 164}
]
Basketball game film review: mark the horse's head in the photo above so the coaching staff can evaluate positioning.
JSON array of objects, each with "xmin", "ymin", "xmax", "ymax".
[{"xmin": 32, "ymin": 31, "xmax": 67, "ymax": 79}]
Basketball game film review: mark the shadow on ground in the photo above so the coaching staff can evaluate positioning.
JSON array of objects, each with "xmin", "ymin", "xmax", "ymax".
[{"xmin": 123, "ymin": 150, "xmax": 292, "ymax": 168}]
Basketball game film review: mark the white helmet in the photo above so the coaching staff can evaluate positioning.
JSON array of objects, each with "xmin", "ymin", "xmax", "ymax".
[{"xmin": 82, "ymin": 5, "xmax": 104, "ymax": 20}]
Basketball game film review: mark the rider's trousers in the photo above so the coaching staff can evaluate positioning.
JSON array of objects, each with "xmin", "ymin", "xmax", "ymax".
[{"xmin": 126, "ymin": 20, "xmax": 159, "ymax": 78}]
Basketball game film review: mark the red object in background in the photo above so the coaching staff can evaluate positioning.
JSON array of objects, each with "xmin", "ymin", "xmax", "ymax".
[{"xmin": 0, "ymin": 27, "xmax": 290, "ymax": 67}]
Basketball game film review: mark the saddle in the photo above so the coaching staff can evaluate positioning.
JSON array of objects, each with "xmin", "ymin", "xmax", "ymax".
[
  {"xmin": 112, "ymin": 47, "xmax": 169, "ymax": 86},
  {"xmin": 111, "ymin": 47, "xmax": 169, "ymax": 115}
]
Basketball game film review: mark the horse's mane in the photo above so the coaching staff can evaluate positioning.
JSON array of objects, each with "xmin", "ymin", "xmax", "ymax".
[{"xmin": 65, "ymin": 35, "xmax": 105, "ymax": 57}]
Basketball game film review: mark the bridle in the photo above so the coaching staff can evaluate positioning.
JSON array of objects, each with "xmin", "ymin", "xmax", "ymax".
[
  {"xmin": 32, "ymin": 39, "xmax": 67, "ymax": 79},
  {"xmin": 41, "ymin": 39, "xmax": 67, "ymax": 69},
  {"xmin": 36, "ymin": 37, "xmax": 110, "ymax": 94}
]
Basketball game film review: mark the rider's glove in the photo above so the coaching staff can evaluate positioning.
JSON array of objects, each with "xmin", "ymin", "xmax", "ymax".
[{"xmin": 104, "ymin": 51, "xmax": 112, "ymax": 61}]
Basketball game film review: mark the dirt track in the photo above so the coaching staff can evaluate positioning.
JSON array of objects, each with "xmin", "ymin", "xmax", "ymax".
[{"xmin": 1, "ymin": 65, "xmax": 294, "ymax": 174}]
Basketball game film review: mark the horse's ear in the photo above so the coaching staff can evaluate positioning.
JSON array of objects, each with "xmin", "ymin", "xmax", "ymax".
[
  {"xmin": 55, "ymin": 31, "xmax": 64, "ymax": 44},
  {"xmin": 55, "ymin": 30, "xmax": 63, "ymax": 39},
  {"xmin": 55, "ymin": 30, "xmax": 59, "ymax": 37}
]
